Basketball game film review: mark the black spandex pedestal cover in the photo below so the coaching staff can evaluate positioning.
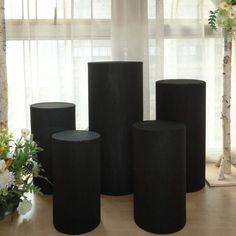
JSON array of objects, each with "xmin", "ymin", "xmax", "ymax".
[
  {"xmin": 52, "ymin": 130, "xmax": 100, "ymax": 235},
  {"xmin": 156, "ymin": 79, "xmax": 206, "ymax": 192},
  {"xmin": 133, "ymin": 120, "xmax": 186, "ymax": 234},
  {"xmin": 30, "ymin": 102, "xmax": 75, "ymax": 194},
  {"xmin": 88, "ymin": 61, "xmax": 143, "ymax": 195}
]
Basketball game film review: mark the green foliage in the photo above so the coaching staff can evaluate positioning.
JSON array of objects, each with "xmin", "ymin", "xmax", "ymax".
[
  {"xmin": 224, "ymin": 0, "xmax": 236, "ymax": 4},
  {"xmin": 208, "ymin": 9, "xmax": 219, "ymax": 30},
  {"xmin": 230, "ymin": 0, "xmax": 236, "ymax": 5},
  {"xmin": 0, "ymin": 192, "xmax": 21, "ymax": 219},
  {"xmin": 208, "ymin": 1, "xmax": 236, "ymax": 32},
  {"xmin": 22, "ymin": 161, "xmax": 34, "ymax": 175},
  {"xmin": 10, "ymin": 138, "xmax": 42, "ymax": 175},
  {"xmin": 216, "ymin": 8, "xmax": 236, "ymax": 30},
  {"xmin": 0, "ymin": 129, "xmax": 44, "ymax": 217}
]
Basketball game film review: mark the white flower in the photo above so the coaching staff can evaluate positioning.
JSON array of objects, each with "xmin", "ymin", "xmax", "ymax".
[
  {"xmin": 6, "ymin": 152, "xmax": 13, "ymax": 159},
  {"xmin": 32, "ymin": 160, "xmax": 40, "ymax": 177},
  {"xmin": 0, "ymin": 160, "xmax": 6, "ymax": 173},
  {"xmin": 228, "ymin": 10, "xmax": 236, "ymax": 19},
  {"xmin": 233, "ymin": 5, "xmax": 236, "ymax": 12},
  {"xmin": 21, "ymin": 128, "xmax": 30, "ymax": 139},
  {"xmin": 219, "ymin": 1, "xmax": 231, "ymax": 10},
  {"xmin": 31, "ymin": 141, "xmax": 36, "ymax": 146},
  {"xmin": 0, "ymin": 169, "xmax": 15, "ymax": 190},
  {"xmin": 17, "ymin": 199, "xmax": 32, "ymax": 215}
]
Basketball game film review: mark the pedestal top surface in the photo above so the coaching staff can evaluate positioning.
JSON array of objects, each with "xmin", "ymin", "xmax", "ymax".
[
  {"xmin": 52, "ymin": 130, "xmax": 100, "ymax": 142},
  {"xmin": 88, "ymin": 61, "xmax": 142, "ymax": 65},
  {"xmin": 133, "ymin": 120, "xmax": 185, "ymax": 132},
  {"xmin": 156, "ymin": 79, "xmax": 205, "ymax": 85},
  {"xmin": 31, "ymin": 102, "xmax": 75, "ymax": 109}
]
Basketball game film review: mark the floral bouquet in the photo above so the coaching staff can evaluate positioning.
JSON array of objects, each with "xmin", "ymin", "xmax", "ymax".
[
  {"xmin": 0, "ymin": 128, "xmax": 43, "ymax": 219},
  {"xmin": 209, "ymin": 0, "xmax": 236, "ymax": 30}
]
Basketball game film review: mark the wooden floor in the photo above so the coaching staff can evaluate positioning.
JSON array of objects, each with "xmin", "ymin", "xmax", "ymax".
[{"xmin": 1, "ymin": 185, "xmax": 236, "ymax": 236}]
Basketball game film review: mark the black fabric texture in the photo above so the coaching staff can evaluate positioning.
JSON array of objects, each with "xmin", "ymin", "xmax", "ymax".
[
  {"xmin": 133, "ymin": 120, "xmax": 186, "ymax": 234},
  {"xmin": 156, "ymin": 79, "xmax": 206, "ymax": 192},
  {"xmin": 30, "ymin": 102, "xmax": 76, "ymax": 194},
  {"xmin": 52, "ymin": 130, "xmax": 100, "ymax": 234},
  {"xmin": 88, "ymin": 61, "xmax": 143, "ymax": 195}
]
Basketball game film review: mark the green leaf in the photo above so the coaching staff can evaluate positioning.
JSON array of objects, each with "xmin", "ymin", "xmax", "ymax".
[
  {"xmin": 208, "ymin": 9, "xmax": 219, "ymax": 31},
  {"xmin": 231, "ymin": 0, "xmax": 236, "ymax": 5}
]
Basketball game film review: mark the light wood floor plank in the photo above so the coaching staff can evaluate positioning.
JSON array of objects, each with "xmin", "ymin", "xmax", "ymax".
[{"xmin": 1, "ymin": 185, "xmax": 236, "ymax": 235}]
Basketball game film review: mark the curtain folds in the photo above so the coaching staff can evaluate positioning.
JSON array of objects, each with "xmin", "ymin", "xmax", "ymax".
[{"xmin": 5, "ymin": 0, "xmax": 236, "ymax": 162}]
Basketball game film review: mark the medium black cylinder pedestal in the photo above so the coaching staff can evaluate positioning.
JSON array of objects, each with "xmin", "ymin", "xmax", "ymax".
[
  {"xmin": 52, "ymin": 130, "xmax": 100, "ymax": 235},
  {"xmin": 88, "ymin": 61, "xmax": 143, "ymax": 195},
  {"xmin": 30, "ymin": 102, "xmax": 76, "ymax": 194},
  {"xmin": 133, "ymin": 120, "xmax": 186, "ymax": 234},
  {"xmin": 156, "ymin": 79, "xmax": 206, "ymax": 192}
]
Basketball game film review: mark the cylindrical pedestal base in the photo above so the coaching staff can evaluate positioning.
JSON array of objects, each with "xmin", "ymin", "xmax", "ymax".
[
  {"xmin": 156, "ymin": 79, "xmax": 206, "ymax": 192},
  {"xmin": 88, "ymin": 61, "xmax": 143, "ymax": 195},
  {"xmin": 30, "ymin": 102, "xmax": 76, "ymax": 194},
  {"xmin": 133, "ymin": 120, "xmax": 186, "ymax": 234},
  {"xmin": 52, "ymin": 130, "xmax": 100, "ymax": 235}
]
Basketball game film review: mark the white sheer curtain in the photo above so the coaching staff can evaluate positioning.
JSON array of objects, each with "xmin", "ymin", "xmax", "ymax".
[
  {"xmin": 161, "ymin": 0, "xmax": 236, "ymax": 161},
  {"xmin": 111, "ymin": 0, "xmax": 150, "ymax": 118},
  {"xmin": 5, "ymin": 0, "xmax": 235, "ymax": 161},
  {"xmin": 6, "ymin": 0, "xmax": 112, "ymax": 136}
]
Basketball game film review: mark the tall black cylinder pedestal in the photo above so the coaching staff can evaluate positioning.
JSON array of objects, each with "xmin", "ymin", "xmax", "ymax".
[
  {"xmin": 88, "ymin": 61, "xmax": 143, "ymax": 195},
  {"xmin": 133, "ymin": 120, "xmax": 186, "ymax": 234},
  {"xmin": 52, "ymin": 130, "xmax": 100, "ymax": 235},
  {"xmin": 156, "ymin": 79, "xmax": 206, "ymax": 192},
  {"xmin": 30, "ymin": 102, "xmax": 76, "ymax": 194}
]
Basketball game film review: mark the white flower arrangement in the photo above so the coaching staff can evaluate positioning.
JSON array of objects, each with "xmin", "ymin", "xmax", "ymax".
[{"xmin": 0, "ymin": 128, "xmax": 43, "ymax": 219}]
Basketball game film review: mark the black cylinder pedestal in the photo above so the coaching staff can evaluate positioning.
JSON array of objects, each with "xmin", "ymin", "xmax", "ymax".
[
  {"xmin": 88, "ymin": 61, "xmax": 143, "ymax": 195},
  {"xmin": 156, "ymin": 79, "xmax": 206, "ymax": 192},
  {"xmin": 52, "ymin": 130, "xmax": 100, "ymax": 235},
  {"xmin": 133, "ymin": 120, "xmax": 186, "ymax": 234},
  {"xmin": 30, "ymin": 102, "xmax": 76, "ymax": 194}
]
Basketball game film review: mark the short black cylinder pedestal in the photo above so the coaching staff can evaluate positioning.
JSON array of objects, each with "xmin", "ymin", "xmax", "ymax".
[
  {"xmin": 88, "ymin": 61, "xmax": 143, "ymax": 195},
  {"xmin": 133, "ymin": 121, "xmax": 186, "ymax": 234},
  {"xmin": 156, "ymin": 79, "xmax": 206, "ymax": 192},
  {"xmin": 52, "ymin": 130, "xmax": 100, "ymax": 235},
  {"xmin": 30, "ymin": 102, "xmax": 76, "ymax": 194}
]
